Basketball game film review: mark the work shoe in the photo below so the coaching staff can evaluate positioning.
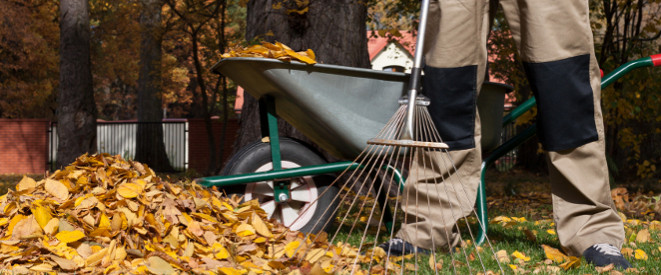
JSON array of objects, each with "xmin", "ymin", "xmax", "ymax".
[
  {"xmin": 583, "ymin": 244, "xmax": 631, "ymax": 269},
  {"xmin": 377, "ymin": 238, "xmax": 430, "ymax": 256}
]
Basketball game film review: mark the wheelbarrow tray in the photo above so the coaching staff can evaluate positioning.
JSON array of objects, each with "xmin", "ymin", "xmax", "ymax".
[{"xmin": 212, "ymin": 57, "xmax": 511, "ymax": 159}]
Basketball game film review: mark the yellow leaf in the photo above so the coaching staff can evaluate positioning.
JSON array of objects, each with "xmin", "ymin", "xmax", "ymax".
[
  {"xmin": 508, "ymin": 264, "xmax": 518, "ymax": 271},
  {"xmin": 495, "ymin": 250, "xmax": 510, "ymax": 263},
  {"xmin": 32, "ymin": 204, "xmax": 52, "ymax": 229},
  {"xmin": 213, "ymin": 243, "xmax": 230, "ymax": 260},
  {"xmin": 117, "ymin": 182, "xmax": 142, "ymax": 199},
  {"xmin": 511, "ymin": 250, "xmax": 530, "ymax": 261},
  {"xmin": 321, "ymin": 259, "xmax": 334, "ymax": 273},
  {"xmin": 219, "ymin": 267, "xmax": 243, "ymax": 275},
  {"xmin": 45, "ymin": 179, "xmax": 69, "ymax": 201},
  {"xmin": 635, "ymin": 229, "xmax": 650, "ymax": 243},
  {"xmin": 285, "ymin": 240, "xmax": 301, "ymax": 258},
  {"xmin": 546, "ymin": 229, "xmax": 556, "ymax": 235},
  {"xmin": 6, "ymin": 214, "xmax": 26, "ymax": 236},
  {"xmin": 16, "ymin": 176, "xmax": 37, "ymax": 192},
  {"xmin": 236, "ymin": 223, "xmax": 255, "ymax": 237},
  {"xmin": 146, "ymin": 256, "xmax": 177, "ymax": 274},
  {"xmin": 634, "ymin": 249, "xmax": 648, "ymax": 260},
  {"xmin": 305, "ymin": 49, "xmax": 316, "ymax": 61},
  {"xmin": 305, "ymin": 248, "xmax": 326, "ymax": 263},
  {"xmin": 55, "ymin": 230, "xmax": 86, "ymax": 244},
  {"xmin": 12, "ymin": 215, "xmax": 42, "ymax": 239},
  {"xmin": 29, "ymin": 263, "xmax": 54, "ymax": 272},
  {"xmin": 252, "ymin": 213, "xmax": 273, "ymax": 238},
  {"xmin": 621, "ymin": 247, "xmax": 634, "ymax": 257},
  {"xmin": 98, "ymin": 213, "xmax": 111, "ymax": 229},
  {"xmin": 43, "ymin": 218, "xmax": 59, "ymax": 235},
  {"xmin": 542, "ymin": 244, "xmax": 569, "ymax": 263},
  {"xmin": 559, "ymin": 256, "xmax": 581, "ymax": 270}
]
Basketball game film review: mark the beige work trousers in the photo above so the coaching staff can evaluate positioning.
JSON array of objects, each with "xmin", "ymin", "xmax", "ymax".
[{"xmin": 396, "ymin": 0, "xmax": 625, "ymax": 256}]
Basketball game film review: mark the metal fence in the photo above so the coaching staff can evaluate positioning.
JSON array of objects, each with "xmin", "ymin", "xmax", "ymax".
[
  {"xmin": 494, "ymin": 119, "xmax": 518, "ymax": 172},
  {"xmin": 49, "ymin": 121, "xmax": 188, "ymax": 171}
]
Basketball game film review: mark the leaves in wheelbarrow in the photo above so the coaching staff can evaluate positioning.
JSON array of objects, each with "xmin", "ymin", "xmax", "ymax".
[
  {"xmin": 221, "ymin": 41, "xmax": 317, "ymax": 64},
  {"xmin": 0, "ymin": 153, "xmax": 381, "ymax": 274}
]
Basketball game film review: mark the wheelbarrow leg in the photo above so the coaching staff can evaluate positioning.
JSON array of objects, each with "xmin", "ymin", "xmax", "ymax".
[
  {"xmin": 475, "ymin": 163, "xmax": 489, "ymax": 245},
  {"xmin": 259, "ymin": 96, "xmax": 290, "ymax": 202},
  {"xmin": 259, "ymin": 95, "xmax": 282, "ymax": 171}
]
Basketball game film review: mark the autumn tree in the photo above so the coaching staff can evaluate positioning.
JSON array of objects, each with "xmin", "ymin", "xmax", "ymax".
[
  {"xmin": 164, "ymin": 0, "xmax": 243, "ymax": 174},
  {"xmin": 57, "ymin": 0, "xmax": 98, "ymax": 167},
  {"xmin": 0, "ymin": 0, "xmax": 59, "ymax": 119},
  {"xmin": 89, "ymin": 0, "xmax": 141, "ymax": 120},
  {"xmin": 234, "ymin": 0, "xmax": 371, "ymax": 155},
  {"xmin": 594, "ymin": 0, "xmax": 661, "ymax": 180}
]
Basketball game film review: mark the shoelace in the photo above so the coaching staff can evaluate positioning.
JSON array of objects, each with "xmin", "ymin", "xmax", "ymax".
[
  {"xmin": 593, "ymin": 244, "xmax": 622, "ymax": 257},
  {"xmin": 387, "ymin": 238, "xmax": 405, "ymax": 245}
]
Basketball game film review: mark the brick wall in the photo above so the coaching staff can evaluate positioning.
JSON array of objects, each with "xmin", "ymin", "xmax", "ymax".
[
  {"xmin": 0, "ymin": 119, "xmax": 50, "ymax": 174},
  {"xmin": 188, "ymin": 118, "xmax": 240, "ymax": 175}
]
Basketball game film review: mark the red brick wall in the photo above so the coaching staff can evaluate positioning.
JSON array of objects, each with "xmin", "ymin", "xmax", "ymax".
[
  {"xmin": 0, "ymin": 119, "xmax": 49, "ymax": 174},
  {"xmin": 188, "ymin": 118, "xmax": 240, "ymax": 175}
]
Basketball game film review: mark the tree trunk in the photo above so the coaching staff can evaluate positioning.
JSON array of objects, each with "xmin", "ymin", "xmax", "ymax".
[
  {"xmin": 135, "ymin": 0, "xmax": 174, "ymax": 172},
  {"xmin": 57, "ymin": 0, "xmax": 97, "ymax": 168},
  {"xmin": 233, "ymin": 0, "xmax": 370, "ymax": 158}
]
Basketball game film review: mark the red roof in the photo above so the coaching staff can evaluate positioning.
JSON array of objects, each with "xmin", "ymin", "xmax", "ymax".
[{"xmin": 367, "ymin": 30, "xmax": 416, "ymax": 59}]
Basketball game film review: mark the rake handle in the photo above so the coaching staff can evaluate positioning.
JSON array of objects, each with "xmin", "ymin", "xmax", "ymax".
[{"xmin": 402, "ymin": 0, "xmax": 431, "ymax": 139}]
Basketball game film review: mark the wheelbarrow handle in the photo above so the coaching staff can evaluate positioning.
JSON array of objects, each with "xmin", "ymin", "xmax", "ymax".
[
  {"xmin": 652, "ymin": 54, "xmax": 661, "ymax": 67},
  {"xmin": 601, "ymin": 54, "xmax": 661, "ymax": 88}
]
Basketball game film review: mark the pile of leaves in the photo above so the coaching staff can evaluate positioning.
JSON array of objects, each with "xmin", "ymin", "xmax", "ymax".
[
  {"xmin": 221, "ymin": 41, "xmax": 317, "ymax": 64},
  {"xmin": 0, "ymin": 154, "xmax": 377, "ymax": 274}
]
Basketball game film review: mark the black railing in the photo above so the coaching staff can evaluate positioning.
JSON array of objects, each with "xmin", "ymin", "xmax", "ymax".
[
  {"xmin": 49, "ymin": 121, "xmax": 188, "ymax": 171},
  {"xmin": 495, "ymin": 118, "xmax": 518, "ymax": 172}
]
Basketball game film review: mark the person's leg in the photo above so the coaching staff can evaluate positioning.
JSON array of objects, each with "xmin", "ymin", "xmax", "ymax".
[
  {"xmin": 499, "ymin": 0, "xmax": 627, "ymax": 267},
  {"xmin": 392, "ymin": 0, "xmax": 490, "ymax": 252}
]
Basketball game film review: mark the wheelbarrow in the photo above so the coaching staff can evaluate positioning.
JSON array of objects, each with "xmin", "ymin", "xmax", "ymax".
[
  {"xmin": 198, "ymin": 57, "xmax": 511, "ymax": 233},
  {"xmin": 199, "ymin": 54, "xmax": 661, "ymax": 241}
]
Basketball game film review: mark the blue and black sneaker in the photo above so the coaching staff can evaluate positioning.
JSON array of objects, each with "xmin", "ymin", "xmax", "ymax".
[
  {"xmin": 377, "ymin": 238, "xmax": 431, "ymax": 256},
  {"xmin": 583, "ymin": 243, "xmax": 631, "ymax": 270}
]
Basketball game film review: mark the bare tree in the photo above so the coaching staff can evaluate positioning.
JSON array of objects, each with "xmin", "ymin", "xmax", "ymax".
[
  {"xmin": 135, "ymin": 0, "xmax": 175, "ymax": 172},
  {"xmin": 57, "ymin": 0, "xmax": 97, "ymax": 168}
]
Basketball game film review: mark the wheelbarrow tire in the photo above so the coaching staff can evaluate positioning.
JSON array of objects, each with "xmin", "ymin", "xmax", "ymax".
[{"xmin": 220, "ymin": 138, "xmax": 339, "ymax": 233}]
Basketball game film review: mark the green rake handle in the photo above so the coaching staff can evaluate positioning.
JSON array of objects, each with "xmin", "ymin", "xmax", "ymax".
[{"xmin": 474, "ymin": 54, "xmax": 661, "ymax": 245}]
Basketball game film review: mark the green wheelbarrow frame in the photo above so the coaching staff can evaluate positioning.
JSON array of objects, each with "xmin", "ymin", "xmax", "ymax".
[{"xmin": 199, "ymin": 54, "xmax": 661, "ymax": 244}]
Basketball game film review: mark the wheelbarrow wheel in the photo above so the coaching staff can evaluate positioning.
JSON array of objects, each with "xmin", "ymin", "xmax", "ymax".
[{"xmin": 220, "ymin": 138, "xmax": 339, "ymax": 233}]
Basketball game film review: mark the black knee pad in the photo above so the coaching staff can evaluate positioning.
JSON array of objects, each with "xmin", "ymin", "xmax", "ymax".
[
  {"xmin": 423, "ymin": 65, "xmax": 478, "ymax": 151},
  {"xmin": 523, "ymin": 54, "xmax": 598, "ymax": 151}
]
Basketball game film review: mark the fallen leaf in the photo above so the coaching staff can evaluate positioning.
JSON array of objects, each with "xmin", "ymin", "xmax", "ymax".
[
  {"xmin": 595, "ymin": 263, "xmax": 614, "ymax": 273},
  {"xmin": 634, "ymin": 249, "xmax": 648, "ymax": 260},
  {"xmin": 511, "ymin": 250, "xmax": 530, "ymax": 261},
  {"xmin": 635, "ymin": 229, "xmax": 650, "ymax": 243},
  {"xmin": 252, "ymin": 213, "xmax": 273, "ymax": 238},
  {"xmin": 285, "ymin": 241, "xmax": 301, "ymax": 258},
  {"xmin": 558, "ymin": 256, "xmax": 580, "ymax": 270},
  {"xmin": 542, "ymin": 245, "xmax": 569, "ymax": 263},
  {"xmin": 621, "ymin": 247, "xmax": 634, "ymax": 257},
  {"xmin": 495, "ymin": 250, "xmax": 510, "ymax": 263},
  {"xmin": 16, "ymin": 176, "xmax": 37, "ymax": 192},
  {"xmin": 32, "ymin": 204, "xmax": 52, "ymax": 229},
  {"xmin": 117, "ymin": 182, "xmax": 142, "ymax": 199},
  {"xmin": 12, "ymin": 215, "xmax": 42, "ymax": 239},
  {"xmin": 146, "ymin": 256, "xmax": 177, "ymax": 274},
  {"xmin": 55, "ymin": 230, "xmax": 85, "ymax": 244},
  {"xmin": 45, "ymin": 179, "xmax": 69, "ymax": 201}
]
